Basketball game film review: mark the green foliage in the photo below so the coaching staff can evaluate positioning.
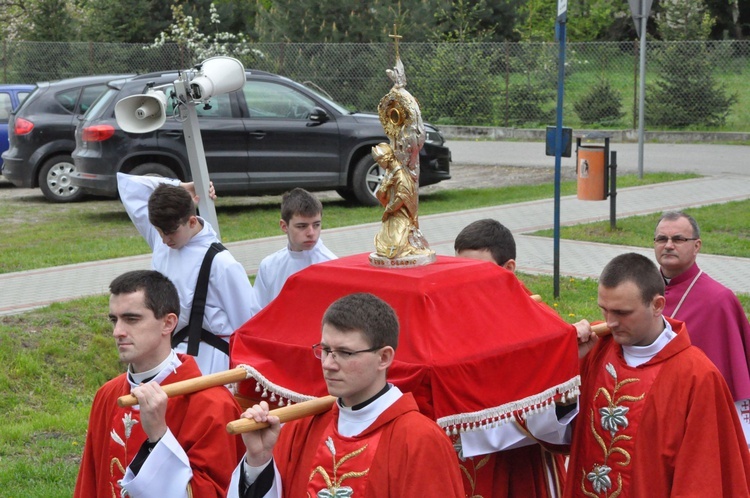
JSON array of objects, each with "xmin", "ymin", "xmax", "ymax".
[
  {"xmin": 433, "ymin": 0, "xmax": 499, "ymax": 42},
  {"xmin": 656, "ymin": 0, "xmax": 715, "ymax": 41},
  {"xmin": 148, "ymin": 3, "xmax": 261, "ymax": 61},
  {"xmin": 573, "ymin": 79, "xmax": 626, "ymax": 125},
  {"xmin": 516, "ymin": 0, "xmax": 557, "ymax": 41},
  {"xmin": 567, "ymin": 0, "xmax": 627, "ymax": 42},
  {"xmin": 647, "ymin": 43, "xmax": 737, "ymax": 128},
  {"xmin": 412, "ymin": 44, "xmax": 498, "ymax": 125},
  {"xmin": 21, "ymin": 0, "xmax": 79, "ymax": 42},
  {"xmin": 255, "ymin": 0, "xmax": 438, "ymax": 43},
  {"xmin": 80, "ymin": 0, "xmax": 157, "ymax": 43},
  {"xmin": 502, "ymin": 83, "xmax": 555, "ymax": 126}
]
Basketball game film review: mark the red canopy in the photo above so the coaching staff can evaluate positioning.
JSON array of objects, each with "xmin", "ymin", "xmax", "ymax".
[{"xmin": 231, "ymin": 253, "xmax": 579, "ymax": 434}]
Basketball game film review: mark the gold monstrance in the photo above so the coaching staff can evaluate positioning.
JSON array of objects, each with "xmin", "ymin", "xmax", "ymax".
[{"xmin": 369, "ymin": 25, "xmax": 436, "ymax": 268}]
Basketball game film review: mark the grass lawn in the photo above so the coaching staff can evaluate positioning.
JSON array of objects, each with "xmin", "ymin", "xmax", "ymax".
[
  {"xmin": 0, "ymin": 172, "xmax": 695, "ymax": 274},
  {"xmin": 532, "ymin": 199, "xmax": 750, "ymax": 258}
]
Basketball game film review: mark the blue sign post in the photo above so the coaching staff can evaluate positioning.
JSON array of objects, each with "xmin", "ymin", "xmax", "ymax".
[{"xmin": 553, "ymin": 0, "xmax": 567, "ymax": 298}]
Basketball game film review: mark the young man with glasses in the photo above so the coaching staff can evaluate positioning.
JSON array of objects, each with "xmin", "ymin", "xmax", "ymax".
[
  {"xmin": 654, "ymin": 210, "xmax": 750, "ymax": 444},
  {"xmin": 228, "ymin": 293, "xmax": 464, "ymax": 497}
]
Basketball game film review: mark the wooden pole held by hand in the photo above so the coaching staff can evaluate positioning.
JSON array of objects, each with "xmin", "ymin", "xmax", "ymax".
[
  {"xmin": 227, "ymin": 395, "xmax": 337, "ymax": 434},
  {"xmin": 117, "ymin": 366, "xmax": 249, "ymax": 407},
  {"xmin": 530, "ymin": 293, "xmax": 611, "ymax": 336}
]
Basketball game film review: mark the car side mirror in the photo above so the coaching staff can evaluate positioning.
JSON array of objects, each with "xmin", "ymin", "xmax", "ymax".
[{"xmin": 307, "ymin": 107, "xmax": 329, "ymax": 126}]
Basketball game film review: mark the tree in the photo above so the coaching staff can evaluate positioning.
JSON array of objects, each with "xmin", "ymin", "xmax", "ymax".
[
  {"xmin": 516, "ymin": 0, "xmax": 633, "ymax": 41},
  {"xmin": 573, "ymin": 79, "xmax": 626, "ymax": 126},
  {"xmin": 409, "ymin": 0, "xmax": 499, "ymax": 125},
  {"xmin": 434, "ymin": 0, "xmax": 524, "ymax": 42},
  {"xmin": 19, "ymin": 0, "xmax": 78, "ymax": 41},
  {"xmin": 656, "ymin": 0, "xmax": 715, "ymax": 40},
  {"xmin": 433, "ymin": 0, "xmax": 497, "ymax": 41},
  {"xmin": 647, "ymin": 43, "xmax": 737, "ymax": 128},
  {"xmin": 254, "ymin": 0, "xmax": 439, "ymax": 43},
  {"xmin": 80, "ymin": 0, "xmax": 159, "ymax": 43},
  {"xmin": 703, "ymin": 0, "xmax": 746, "ymax": 39},
  {"xmin": 149, "ymin": 3, "xmax": 260, "ymax": 62}
]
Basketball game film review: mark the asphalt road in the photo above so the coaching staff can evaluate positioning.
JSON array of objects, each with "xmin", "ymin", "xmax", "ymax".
[{"xmin": 446, "ymin": 141, "xmax": 750, "ymax": 176}]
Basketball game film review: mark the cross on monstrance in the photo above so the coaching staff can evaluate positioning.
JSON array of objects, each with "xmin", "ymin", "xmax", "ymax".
[{"xmin": 389, "ymin": 24, "xmax": 402, "ymax": 60}]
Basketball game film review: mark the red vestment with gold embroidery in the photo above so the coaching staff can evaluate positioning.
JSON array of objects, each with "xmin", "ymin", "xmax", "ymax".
[
  {"xmin": 564, "ymin": 318, "xmax": 750, "ymax": 498},
  {"xmin": 74, "ymin": 354, "xmax": 244, "ymax": 497},
  {"xmin": 273, "ymin": 393, "xmax": 464, "ymax": 497}
]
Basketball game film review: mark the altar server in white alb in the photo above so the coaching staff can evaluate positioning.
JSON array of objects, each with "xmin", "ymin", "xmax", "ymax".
[
  {"xmin": 117, "ymin": 172, "xmax": 257, "ymax": 375},
  {"xmin": 253, "ymin": 188, "xmax": 336, "ymax": 312}
]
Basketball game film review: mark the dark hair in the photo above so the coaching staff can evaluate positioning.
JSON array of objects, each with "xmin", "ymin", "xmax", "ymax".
[
  {"xmin": 148, "ymin": 184, "xmax": 196, "ymax": 234},
  {"xmin": 109, "ymin": 270, "xmax": 180, "ymax": 319},
  {"xmin": 656, "ymin": 211, "xmax": 700, "ymax": 239},
  {"xmin": 281, "ymin": 188, "xmax": 323, "ymax": 223},
  {"xmin": 322, "ymin": 293, "xmax": 399, "ymax": 350},
  {"xmin": 599, "ymin": 253, "xmax": 664, "ymax": 305},
  {"xmin": 454, "ymin": 218, "xmax": 516, "ymax": 265}
]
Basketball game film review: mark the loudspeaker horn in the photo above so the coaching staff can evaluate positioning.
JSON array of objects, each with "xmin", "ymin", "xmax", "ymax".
[
  {"xmin": 114, "ymin": 90, "xmax": 167, "ymax": 134},
  {"xmin": 189, "ymin": 56, "xmax": 246, "ymax": 101}
]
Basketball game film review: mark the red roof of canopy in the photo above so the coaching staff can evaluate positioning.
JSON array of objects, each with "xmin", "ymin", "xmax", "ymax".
[{"xmin": 230, "ymin": 253, "xmax": 579, "ymax": 434}]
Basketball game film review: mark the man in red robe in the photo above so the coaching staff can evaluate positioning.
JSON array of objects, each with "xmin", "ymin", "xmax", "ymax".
[
  {"xmin": 74, "ymin": 270, "xmax": 243, "ymax": 498},
  {"xmin": 227, "ymin": 293, "xmax": 464, "ymax": 497},
  {"xmin": 654, "ymin": 210, "xmax": 750, "ymax": 443},
  {"xmin": 454, "ymin": 218, "xmax": 567, "ymax": 498},
  {"xmin": 570, "ymin": 253, "xmax": 750, "ymax": 497}
]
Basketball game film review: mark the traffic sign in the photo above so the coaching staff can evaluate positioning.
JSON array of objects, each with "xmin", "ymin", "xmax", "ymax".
[{"xmin": 628, "ymin": 0, "xmax": 653, "ymax": 38}]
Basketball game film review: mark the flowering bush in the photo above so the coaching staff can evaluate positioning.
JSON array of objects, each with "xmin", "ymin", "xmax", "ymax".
[{"xmin": 147, "ymin": 3, "xmax": 263, "ymax": 63}]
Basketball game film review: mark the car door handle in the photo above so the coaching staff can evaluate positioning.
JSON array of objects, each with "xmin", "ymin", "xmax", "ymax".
[{"xmin": 248, "ymin": 131, "xmax": 266, "ymax": 139}]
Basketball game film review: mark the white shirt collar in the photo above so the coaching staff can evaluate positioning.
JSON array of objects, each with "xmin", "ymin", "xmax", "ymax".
[
  {"xmin": 622, "ymin": 317, "xmax": 676, "ymax": 367},
  {"xmin": 337, "ymin": 385, "xmax": 402, "ymax": 437},
  {"xmin": 128, "ymin": 350, "xmax": 181, "ymax": 387}
]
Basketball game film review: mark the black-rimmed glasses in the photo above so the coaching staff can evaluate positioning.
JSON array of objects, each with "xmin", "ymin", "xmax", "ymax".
[
  {"xmin": 312, "ymin": 343, "xmax": 382, "ymax": 362},
  {"xmin": 654, "ymin": 235, "xmax": 698, "ymax": 245}
]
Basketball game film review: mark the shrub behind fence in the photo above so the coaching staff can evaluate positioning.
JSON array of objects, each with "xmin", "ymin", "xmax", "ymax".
[{"xmin": 1, "ymin": 40, "xmax": 747, "ymax": 131}]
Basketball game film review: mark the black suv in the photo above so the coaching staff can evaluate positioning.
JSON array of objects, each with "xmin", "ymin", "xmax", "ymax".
[
  {"xmin": 71, "ymin": 70, "xmax": 451, "ymax": 206},
  {"xmin": 2, "ymin": 74, "xmax": 133, "ymax": 202}
]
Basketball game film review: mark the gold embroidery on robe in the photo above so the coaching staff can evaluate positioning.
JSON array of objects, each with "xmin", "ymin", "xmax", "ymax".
[
  {"xmin": 309, "ymin": 436, "xmax": 371, "ymax": 498},
  {"xmin": 580, "ymin": 362, "xmax": 645, "ymax": 497}
]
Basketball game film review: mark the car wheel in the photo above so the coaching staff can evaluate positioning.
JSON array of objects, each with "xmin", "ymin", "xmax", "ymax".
[
  {"xmin": 130, "ymin": 163, "xmax": 178, "ymax": 179},
  {"xmin": 351, "ymin": 155, "xmax": 383, "ymax": 207},
  {"xmin": 39, "ymin": 155, "xmax": 85, "ymax": 203},
  {"xmin": 335, "ymin": 188, "xmax": 358, "ymax": 203}
]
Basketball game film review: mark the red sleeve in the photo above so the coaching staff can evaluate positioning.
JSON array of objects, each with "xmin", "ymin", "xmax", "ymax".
[
  {"xmin": 180, "ymin": 388, "xmax": 245, "ymax": 496},
  {"xmin": 385, "ymin": 412, "xmax": 464, "ymax": 497}
]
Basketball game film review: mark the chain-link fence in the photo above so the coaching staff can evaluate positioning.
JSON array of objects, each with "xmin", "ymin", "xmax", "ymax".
[{"xmin": 2, "ymin": 40, "xmax": 748, "ymax": 131}]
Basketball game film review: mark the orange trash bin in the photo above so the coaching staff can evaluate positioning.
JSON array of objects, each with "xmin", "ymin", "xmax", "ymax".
[{"xmin": 577, "ymin": 145, "xmax": 607, "ymax": 201}]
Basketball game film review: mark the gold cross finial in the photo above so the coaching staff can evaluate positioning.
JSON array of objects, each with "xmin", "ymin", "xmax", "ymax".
[{"xmin": 389, "ymin": 24, "xmax": 402, "ymax": 60}]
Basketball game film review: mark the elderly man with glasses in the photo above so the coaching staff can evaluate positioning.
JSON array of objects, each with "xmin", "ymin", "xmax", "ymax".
[
  {"xmin": 227, "ymin": 292, "xmax": 464, "ymax": 498},
  {"xmin": 654, "ymin": 210, "xmax": 750, "ymax": 444}
]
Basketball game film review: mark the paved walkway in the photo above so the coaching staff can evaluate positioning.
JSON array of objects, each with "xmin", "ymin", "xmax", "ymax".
[{"xmin": 2, "ymin": 174, "xmax": 749, "ymax": 315}]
